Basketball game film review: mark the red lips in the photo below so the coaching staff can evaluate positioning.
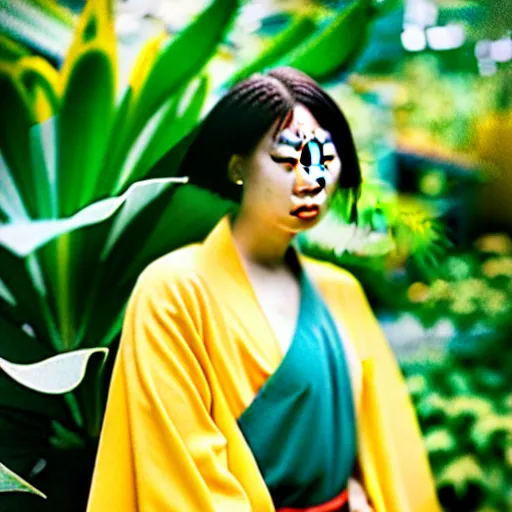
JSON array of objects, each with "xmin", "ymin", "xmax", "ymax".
[{"xmin": 291, "ymin": 204, "xmax": 320, "ymax": 219}]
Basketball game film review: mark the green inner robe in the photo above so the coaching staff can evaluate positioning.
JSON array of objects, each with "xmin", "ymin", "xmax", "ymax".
[{"xmin": 237, "ymin": 262, "xmax": 357, "ymax": 509}]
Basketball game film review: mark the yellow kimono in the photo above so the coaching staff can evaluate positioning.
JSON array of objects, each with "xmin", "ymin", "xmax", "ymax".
[{"xmin": 87, "ymin": 216, "xmax": 441, "ymax": 512}]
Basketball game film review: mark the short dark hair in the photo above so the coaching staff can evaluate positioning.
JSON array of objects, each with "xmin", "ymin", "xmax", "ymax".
[{"xmin": 178, "ymin": 66, "xmax": 361, "ymax": 202}]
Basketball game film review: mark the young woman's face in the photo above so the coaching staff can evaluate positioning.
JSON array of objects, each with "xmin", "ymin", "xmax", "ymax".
[{"xmin": 238, "ymin": 104, "xmax": 341, "ymax": 235}]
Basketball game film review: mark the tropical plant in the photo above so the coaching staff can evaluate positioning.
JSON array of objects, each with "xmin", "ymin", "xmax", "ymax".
[
  {"xmin": 1, "ymin": 0, "xmax": 401, "ymax": 505},
  {"xmin": 300, "ymin": 176, "xmax": 451, "ymax": 282},
  {"xmin": 404, "ymin": 233, "xmax": 512, "ymax": 333},
  {"xmin": 402, "ymin": 330, "xmax": 512, "ymax": 511},
  {"xmin": 0, "ymin": 0, "xmax": 240, "ymax": 502}
]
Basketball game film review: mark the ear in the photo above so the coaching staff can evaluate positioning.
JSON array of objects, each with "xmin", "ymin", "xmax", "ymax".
[{"xmin": 227, "ymin": 154, "xmax": 245, "ymax": 185}]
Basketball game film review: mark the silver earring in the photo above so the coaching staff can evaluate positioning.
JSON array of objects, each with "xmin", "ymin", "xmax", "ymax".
[{"xmin": 235, "ymin": 178, "xmax": 243, "ymax": 186}]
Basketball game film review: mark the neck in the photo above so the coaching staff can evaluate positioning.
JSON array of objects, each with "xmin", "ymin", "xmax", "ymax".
[{"xmin": 230, "ymin": 211, "xmax": 295, "ymax": 269}]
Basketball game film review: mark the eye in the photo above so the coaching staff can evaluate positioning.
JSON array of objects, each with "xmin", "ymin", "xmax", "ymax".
[
  {"xmin": 270, "ymin": 155, "xmax": 298, "ymax": 168},
  {"xmin": 321, "ymin": 155, "xmax": 335, "ymax": 164}
]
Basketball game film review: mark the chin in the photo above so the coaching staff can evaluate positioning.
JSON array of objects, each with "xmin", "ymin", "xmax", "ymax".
[{"xmin": 287, "ymin": 211, "xmax": 324, "ymax": 233}]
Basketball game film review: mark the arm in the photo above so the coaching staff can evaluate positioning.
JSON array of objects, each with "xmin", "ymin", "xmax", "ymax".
[{"xmin": 87, "ymin": 265, "xmax": 251, "ymax": 512}]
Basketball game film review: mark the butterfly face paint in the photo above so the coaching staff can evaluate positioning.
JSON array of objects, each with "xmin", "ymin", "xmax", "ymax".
[
  {"xmin": 270, "ymin": 127, "xmax": 339, "ymax": 219},
  {"xmin": 270, "ymin": 128, "xmax": 337, "ymax": 183}
]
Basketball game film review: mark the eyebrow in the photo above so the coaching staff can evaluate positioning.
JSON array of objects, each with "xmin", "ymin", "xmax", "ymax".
[
  {"xmin": 275, "ymin": 130, "xmax": 303, "ymax": 150},
  {"xmin": 274, "ymin": 128, "xmax": 334, "ymax": 149},
  {"xmin": 314, "ymin": 128, "xmax": 333, "ymax": 144}
]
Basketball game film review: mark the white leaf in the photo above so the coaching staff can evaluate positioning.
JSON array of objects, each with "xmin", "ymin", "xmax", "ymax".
[
  {"xmin": 0, "ymin": 348, "xmax": 108, "ymax": 394},
  {"xmin": 0, "ymin": 177, "xmax": 188, "ymax": 257},
  {"xmin": 0, "ymin": 462, "xmax": 46, "ymax": 498},
  {"xmin": 101, "ymin": 177, "xmax": 184, "ymax": 259}
]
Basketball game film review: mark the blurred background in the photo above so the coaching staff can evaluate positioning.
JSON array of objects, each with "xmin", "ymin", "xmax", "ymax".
[{"xmin": 0, "ymin": 0, "xmax": 511, "ymax": 511}]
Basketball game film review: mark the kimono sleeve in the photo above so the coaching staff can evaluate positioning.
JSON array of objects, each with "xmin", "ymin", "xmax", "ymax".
[
  {"xmin": 86, "ymin": 264, "xmax": 252, "ymax": 512},
  {"xmin": 341, "ymin": 274, "xmax": 442, "ymax": 512}
]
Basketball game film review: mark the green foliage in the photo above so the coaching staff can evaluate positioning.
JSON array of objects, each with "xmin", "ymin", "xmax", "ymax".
[
  {"xmin": 286, "ymin": 0, "xmax": 373, "ymax": 78},
  {"xmin": 406, "ymin": 235, "xmax": 512, "ymax": 333},
  {"xmin": 0, "ymin": 35, "xmax": 31, "ymax": 62},
  {"xmin": 395, "ymin": 55, "xmax": 506, "ymax": 152},
  {"xmin": 300, "ymin": 177, "xmax": 451, "ymax": 289},
  {"xmin": 228, "ymin": 13, "xmax": 318, "ymax": 85},
  {"xmin": 402, "ymin": 331, "xmax": 512, "ymax": 510},
  {"xmin": 0, "ymin": 0, "xmax": 240, "ymax": 455},
  {"xmin": 226, "ymin": 0, "xmax": 401, "ymax": 84}
]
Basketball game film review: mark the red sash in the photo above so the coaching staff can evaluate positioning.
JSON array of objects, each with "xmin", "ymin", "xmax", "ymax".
[{"xmin": 276, "ymin": 489, "xmax": 349, "ymax": 512}]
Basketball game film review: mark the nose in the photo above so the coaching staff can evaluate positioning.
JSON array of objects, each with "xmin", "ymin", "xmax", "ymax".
[{"xmin": 293, "ymin": 165, "xmax": 326, "ymax": 196}]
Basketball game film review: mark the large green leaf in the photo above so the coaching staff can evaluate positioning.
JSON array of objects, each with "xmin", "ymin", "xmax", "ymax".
[
  {"xmin": 286, "ymin": 0, "xmax": 373, "ymax": 78},
  {"xmin": 0, "ymin": 177, "xmax": 187, "ymax": 355},
  {"xmin": 0, "ymin": 69, "xmax": 38, "ymax": 218},
  {"xmin": 0, "ymin": 109, "xmax": 57, "ymax": 224},
  {"xmin": 145, "ymin": 125, "xmax": 199, "ymax": 181},
  {"xmin": 0, "ymin": 152, "xmax": 30, "ymax": 222},
  {"xmin": 0, "ymin": 280, "xmax": 16, "ymax": 308},
  {"xmin": 0, "ymin": 462, "xmax": 46, "ymax": 498},
  {"xmin": 227, "ymin": 13, "xmax": 317, "ymax": 86},
  {"xmin": 60, "ymin": 0, "xmax": 115, "ymax": 88},
  {"xmin": 0, "ymin": 316, "xmax": 72, "ymax": 425},
  {"xmin": 114, "ymin": 95, "xmax": 180, "ymax": 193},
  {"xmin": 73, "ymin": 348, "xmax": 111, "ymax": 438},
  {"xmin": 0, "ymin": 249, "xmax": 60, "ymax": 350},
  {"xmin": 128, "ymin": 0, "xmax": 240, "ymax": 137},
  {"xmin": 17, "ymin": 56, "xmax": 61, "ymax": 119},
  {"xmin": 93, "ymin": 86, "xmax": 133, "ymax": 198},
  {"xmin": 97, "ymin": 32, "xmax": 163, "ymax": 196},
  {"xmin": 57, "ymin": 48, "xmax": 115, "ymax": 217},
  {"xmin": 103, "ymin": 0, "xmax": 239, "ymax": 197},
  {"xmin": 3, "ymin": 178, "xmax": 186, "ymax": 350},
  {"xmin": 124, "ymin": 75, "xmax": 210, "ymax": 189},
  {"xmin": 29, "ymin": 117, "xmax": 58, "ymax": 219},
  {"xmin": 0, "ymin": 35, "xmax": 30, "ymax": 62},
  {"xmin": 75, "ymin": 185, "xmax": 187, "ymax": 349}
]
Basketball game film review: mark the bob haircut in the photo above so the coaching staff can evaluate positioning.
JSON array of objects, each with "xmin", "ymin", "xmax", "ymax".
[{"xmin": 178, "ymin": 67, "xmax": 362, "ymax": 203}]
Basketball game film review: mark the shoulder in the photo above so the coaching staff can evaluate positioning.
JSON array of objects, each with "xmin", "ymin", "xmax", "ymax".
[
  {"xmin": 132, "ymin": 244, "xmax": 207, "ymax": 305},
  {"xmin": 301, "ymin": 254, "xmax": 364, "ymax": 294}
]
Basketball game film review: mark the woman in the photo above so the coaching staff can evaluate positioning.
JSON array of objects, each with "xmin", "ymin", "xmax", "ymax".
[{"xmin": 87, "ymin": 67, "xmax": 441, "ymax": 512}]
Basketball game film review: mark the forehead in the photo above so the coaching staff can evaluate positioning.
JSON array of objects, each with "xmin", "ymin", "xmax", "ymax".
[
  {"xmin": 286, "ymin": 104, "xmax": 321, "ymax": 132},
  {"xmin": 255, "ymin": 104, "xmax": 326, "ymax": 154},
  {"xmin": 277, "ymin": 103, "xmax": 320, "ymax": 137}
]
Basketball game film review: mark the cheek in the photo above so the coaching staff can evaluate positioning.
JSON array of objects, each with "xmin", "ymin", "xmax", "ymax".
[
  {"xmin": 326, "ymin": 160, "xmax": 341, "ymax": 186},
  {"xmin": 246, "ymin": 170, "xmax": 290, "ymax": 206},
  {"xmin": 324, "ymin": 161, "xmax": 340, "ymax": 195}
]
